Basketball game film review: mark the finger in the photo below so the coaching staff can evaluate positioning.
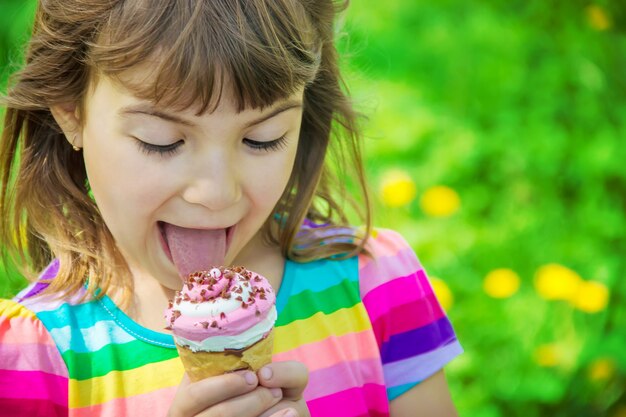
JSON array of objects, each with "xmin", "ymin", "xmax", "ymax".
[
  {"xmin": 196, "ymin": 386, "xmax": 283, "ymax": 417},
  {"xmin": 260, "ymin": 399, "xmax": 310, "ymax": 417},
  {"xmin": 258, "ymin": 361, "xmax": 308, "ymax": 399},
  {"xmin": 268, "ymin": 407, "xmax": 299, "ymax": 417},
  {"xmin": 170, "ymin": 371, "xmax": 258, "ymax": 416}
]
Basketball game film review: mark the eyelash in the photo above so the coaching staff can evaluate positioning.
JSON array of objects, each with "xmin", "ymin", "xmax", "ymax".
[
  {"xmin": 135, "ymin": 135, "xmax": 288, "ymax": 156},
  {"xmin": 136, "ymin": 140, "xmax": 184, "ymax": 157},
  {"xmin": 243, "ymin": 135, "xmax": 288, "ymax": 152}
]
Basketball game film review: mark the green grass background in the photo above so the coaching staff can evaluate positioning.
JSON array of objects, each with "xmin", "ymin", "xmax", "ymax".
[{"xmin": 1, "ymin": 1, "xmax": 625, "ymax": 416}]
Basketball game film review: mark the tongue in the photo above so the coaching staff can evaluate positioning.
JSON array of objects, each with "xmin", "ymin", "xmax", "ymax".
[{"xmin": 163, "ymin": 224, "xmax": 226, "ymax": 278}]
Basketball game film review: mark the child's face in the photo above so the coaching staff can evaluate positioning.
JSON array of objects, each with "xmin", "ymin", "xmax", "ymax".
[{"xmin": 76, "ymin": 70, "xmax": 303, "ymax": 290}]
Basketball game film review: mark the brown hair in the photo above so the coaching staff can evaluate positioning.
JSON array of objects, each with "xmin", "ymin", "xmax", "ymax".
[{"xmin": 0, "ymin": 0, "xmax": 371, "ymax": 301}]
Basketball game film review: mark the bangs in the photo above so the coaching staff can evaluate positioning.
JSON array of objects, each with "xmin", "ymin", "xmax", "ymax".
[{"xmin": 86, "ymin": 0, "xmax": 321, "ymax": 113}]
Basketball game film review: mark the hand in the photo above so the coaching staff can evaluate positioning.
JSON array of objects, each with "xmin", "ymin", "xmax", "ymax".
[
  {"xmin": 256, "ymin": 361, "xmax": 310, "ymax": 417},
  {"xmin": 168, "ymin": 371, "xmax": 285, "ymax": 417}
]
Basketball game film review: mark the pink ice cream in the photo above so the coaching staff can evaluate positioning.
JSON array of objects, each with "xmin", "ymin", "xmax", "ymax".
[{"xmin": 165, "ymin": 266, "xmax": 277, "ymax": 352}]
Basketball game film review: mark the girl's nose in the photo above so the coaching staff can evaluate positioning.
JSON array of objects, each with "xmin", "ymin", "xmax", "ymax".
[{"xmin": 181, "ymin": 156, "xmax": 242, "ymax": 211}]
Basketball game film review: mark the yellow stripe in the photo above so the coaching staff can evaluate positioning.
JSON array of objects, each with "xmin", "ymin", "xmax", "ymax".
[
  {"xmin": 0, "ymin": 299, "xmax": 37, "ymax": 320},
  {"xmin": 69, "ymin": 357, "xmax": 184, "ymax": 408},
  {"xmin": 274, "ymin": 304, "xmax": 372, "ymax": 354}
]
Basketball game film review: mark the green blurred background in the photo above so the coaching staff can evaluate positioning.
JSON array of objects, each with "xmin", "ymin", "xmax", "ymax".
[{"xmin": 1, "ymin": 1, "xmax": 624, "ymax": 416}]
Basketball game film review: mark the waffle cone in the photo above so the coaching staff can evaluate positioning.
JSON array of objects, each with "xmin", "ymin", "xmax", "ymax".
[{"xmin": 176, "ymin": 330, "xmax": 274, "ymax": 382}]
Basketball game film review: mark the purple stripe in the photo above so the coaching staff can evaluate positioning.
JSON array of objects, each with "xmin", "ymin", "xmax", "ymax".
[
  {"xmin": 380, "ymin": 317, "xmax": 457, "ymax": 364},
  {"xmin": 0, "ymin": 343, "xmax": 68, "ymax": 376},
  {"xmin": 383, "ymin": 341, "xmax": 463, "ymax": 387},
  {"xmin": 302, "ymin": 218, "xmax": 329, "ymax": 229},
  {"xmin": 16, "ymin": 260, "xmax": 60, "ymax": 302}
]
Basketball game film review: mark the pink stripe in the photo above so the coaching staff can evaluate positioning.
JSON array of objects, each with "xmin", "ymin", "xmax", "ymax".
[
  {"xmin": 272, "ymin": 330, "xmax": 381, "ymax": 373},
  {"xmin": 362, "ymin": 271, "xmax": 433, "ymax": 321},
  {"xmin": 307, "ymin": 384, "xmax": 389, "ymax": 417},
  {"xmin": 364, "ymin": 229, "xmax": 412, "ymax": 258},
  {"xmin": 0, "ymin": 398, "xmax": 68, "ymax": 417},
  {"xmin": 304, "ymin": 358, "xmax": 385, "ymax": 401},
  {"xmin": 0, "ymin": 370, "xmax": 67, "ymax": 406},
  {"xmin": 358, "ymin": 248, "xmax": 422, "ymax": 297},
  {"xmin": 0, "ymin": 315, "xmax": 56, "ymax": 346},
  {"xmin": 0, "ymin": 343, "xmax": 68, "ymax": 376},
  {"xmin": 370, "ymin": 294, "xmax": 445, "ymax": 343},
  {"xmin": 71, "ymin": 386, "xmax": 178, "ymax": 417}
]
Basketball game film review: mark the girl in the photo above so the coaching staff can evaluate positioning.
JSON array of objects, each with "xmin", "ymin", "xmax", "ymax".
[{"xmin": 0, "ymin": 1, "xmax": 463, "ymax": 416}]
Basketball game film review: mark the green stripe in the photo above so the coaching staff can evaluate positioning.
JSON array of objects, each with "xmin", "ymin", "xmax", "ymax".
[
  {"xmin": 63, "ymin": 339, "xmax": 177, "ymax": 380},
  {"xmin": 276, "ymin": 278, "xmax": 361, "ymax": 326}
]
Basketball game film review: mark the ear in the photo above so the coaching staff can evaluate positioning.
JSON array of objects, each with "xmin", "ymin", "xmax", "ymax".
[{"xmin": 50, "ymin": 103, "xmax": 83, "ymax": 148}]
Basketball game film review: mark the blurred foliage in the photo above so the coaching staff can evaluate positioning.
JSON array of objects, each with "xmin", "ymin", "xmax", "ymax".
[{"xmin": 1, "ymin": 0, "xmax": 625, "ymax": 416}]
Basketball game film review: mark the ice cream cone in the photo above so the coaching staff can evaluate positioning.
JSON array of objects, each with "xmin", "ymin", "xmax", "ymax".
[
  {"xmin": 177, "ymin": 330, "xmax": 274, "ymax": 381},
  {"xmin": 165, "ymin": 267, "xmax": 277, "ymax": 382}
]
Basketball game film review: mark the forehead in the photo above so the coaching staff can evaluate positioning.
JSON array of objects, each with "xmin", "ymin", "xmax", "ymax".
[
  {"xmin": 90, "ymin": 58, "xmax": 307, "ymax": 118},
  {"xmin": 85, "ymin": 0, "xmax": 321, "ymax": 114},
  {"xmin": 86, "ymin": 68, "xmax": 304, "ymax": 127}
]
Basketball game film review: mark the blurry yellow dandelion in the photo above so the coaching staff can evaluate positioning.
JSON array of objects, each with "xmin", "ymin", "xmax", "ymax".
[
  {"xmin": 420, "ymin": 185, "xmax": 460, "ymax": 217},
  {"xmin": 431, "ymin": 277, "xmax": 453, "ymax": 311},
  {"xmin": 534, "ymin": 264, "xmax": 582, "ymax": 301},
  {"xmin": 534, "ymin": 344, "xmax": 559, "ymax": 367},
  {"xmin": 379, "ymin": 170, "xmax": 417, "ymax": 208},
  {"xmin": 483, "ymin": 268, "xmax": 520, "ymax": 299},
  {"xmin": 571, "ymin": 280, "xmax": 610, "ymax": 313},
  {"xmin": 588, "ymin": 357, "xmax": 615, "ymax": 382},
  {"xmin": 586, "ymin": 4, "xmax": 612, "ymax": 31}
]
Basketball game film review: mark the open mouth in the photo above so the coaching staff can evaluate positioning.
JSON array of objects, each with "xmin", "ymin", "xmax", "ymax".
[{"xmin": 158, "ymin": 221, "xmax": 235, "ymax": 268}]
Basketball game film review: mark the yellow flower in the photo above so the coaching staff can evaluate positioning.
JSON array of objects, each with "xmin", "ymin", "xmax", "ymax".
[
  {"xmin": 483, "ymin": 269, "xmax": 520, "ymax": 299},
  {"xmin": 379, "ymin": 170, "xmax": 417, "ymax": 208},
  {"xmin": 420, "ymin": 185, "xmax": 460, "ymax": 217},
  {"xmin": 534, "ymin": 264, "xmax": 582, "ymax": 301},
  {"xmin": 571, "ymin": 280, "xmax": 610, "ymax": 313},
  {"xmin": 534, "ymin": 344, "xmax": 559, "ymax": 367},
  {"xmin": 586, "ymin": 4, "xmax": 612, "ymax": 31},
  {"xmin": 588, "ymin": 357, "xmax": 615, "ymax": 381},
  {"xmin": 431, "ymin": 277, "xmax": 453, "ymax": 311}
]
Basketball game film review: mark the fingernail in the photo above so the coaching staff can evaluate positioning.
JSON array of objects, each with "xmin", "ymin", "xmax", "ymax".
[
  {"xmin": 270, "ymin": 387, "xmax": 282, "ymax": 398},
  {"xmin": 284, "ymin": 409, "xmax": 298, "ymax": 417},
  {"xmin": 260, "ymin": 366, "xmax": 273, "ymax": 380},
  {"xmin": 243, "ymin": 371, "xmax": 257, "ymax": 385}
]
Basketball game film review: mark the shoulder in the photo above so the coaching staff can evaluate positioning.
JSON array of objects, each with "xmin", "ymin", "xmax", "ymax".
[
  {"xmin": 356, "ymin": 228, "xmax": 463, "ymax": 400},
  {"xmin": 0, "ymin": 298, "xmax": 68, "ymax": 376},
  {"xmin": 0, "ymin": 298, "xmax": 69, "ymax": 415},
  {"xmin": 357, "ymin": 228, "xmax": 423, "ymax": 297}
]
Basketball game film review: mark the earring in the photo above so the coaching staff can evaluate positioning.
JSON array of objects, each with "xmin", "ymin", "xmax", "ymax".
[{"xmin": 72, "ymin": 134, "xmax": 81, "ymax": 151}]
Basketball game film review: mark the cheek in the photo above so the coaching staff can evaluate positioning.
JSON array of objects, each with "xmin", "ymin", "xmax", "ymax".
[
  {"xmin": 246, "ymin": 151, "xmax": 296, "ymax": 207},
  {"xmin": 83, "ymin": 132, "xmax": 168, "ymax": 220}
]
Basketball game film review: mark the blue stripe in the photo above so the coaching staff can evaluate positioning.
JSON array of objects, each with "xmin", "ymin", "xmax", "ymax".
[
  {"xmin": 276, "ymin": 256, "xmax": 358, "ymax": 314},
  {"xmin": 386, "ymin": 381, "xmax": 419, "ymax": 401},
  {"xmin": 36, "ymin": 299, "xmax": 112, "ymax": 330},
  {"xmin": 49, "ymin": 320, "xmax": 135, "ymax": 353}
]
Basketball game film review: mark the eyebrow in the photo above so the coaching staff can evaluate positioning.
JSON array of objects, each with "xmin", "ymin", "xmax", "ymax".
[{"xmin": 118, "ymin": 100, "xmax": 303, "ymax": 128}]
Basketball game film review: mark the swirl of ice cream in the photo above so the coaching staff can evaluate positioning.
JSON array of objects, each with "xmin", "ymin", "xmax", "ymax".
[{"xmin": 165, "ymin": 266, "xmax": 277, "ymax": 352}]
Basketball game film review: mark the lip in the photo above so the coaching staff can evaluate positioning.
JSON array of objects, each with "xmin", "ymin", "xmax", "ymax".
[{"xmin": 158, "ymin": 222, "xmax": 236, "ymax": 264}]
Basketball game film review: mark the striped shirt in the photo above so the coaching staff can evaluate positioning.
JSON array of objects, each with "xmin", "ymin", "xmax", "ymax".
[{"xmin": 0, "ymin": 228, "xmax": 462, "ymax": 416}]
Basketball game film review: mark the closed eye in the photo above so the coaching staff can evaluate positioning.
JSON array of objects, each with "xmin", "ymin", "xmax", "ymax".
[
  {"xmin": 243, "ymin": 135, "xmax": 288, "ymax": 152},
  {"xmin": 135, "ymin": 138, "xmax": 184, "ymax": 157}
]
